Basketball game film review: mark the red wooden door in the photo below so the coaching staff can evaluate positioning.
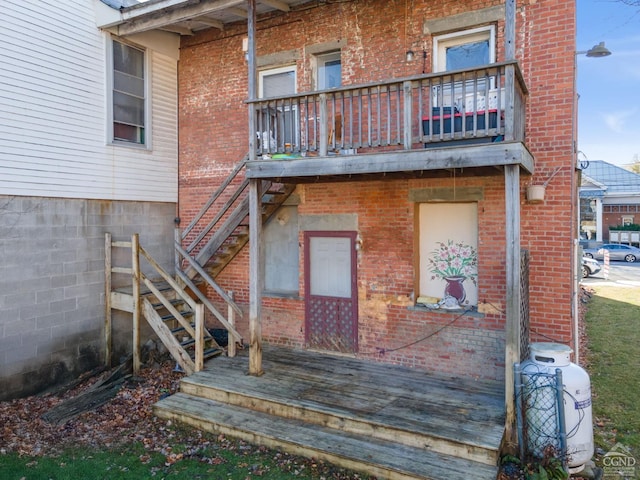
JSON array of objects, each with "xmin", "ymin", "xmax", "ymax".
[{"xmin": 304, "ymin": 231, "xmax": 358, "ymax": 353}]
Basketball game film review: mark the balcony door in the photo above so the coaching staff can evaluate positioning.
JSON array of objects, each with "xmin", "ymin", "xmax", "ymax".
[
  {"xmin": 304, "ymin": 231, "xmax": 358, "ymax": 353},
  {"xmin": 258, "ymin": 65, "xmax": 298, "ymax": 152}
]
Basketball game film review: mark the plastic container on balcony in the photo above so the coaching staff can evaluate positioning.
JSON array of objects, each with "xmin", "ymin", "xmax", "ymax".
[{"xmin": 422, "ymin": 107, "xmax": 498, "ymax": 135}]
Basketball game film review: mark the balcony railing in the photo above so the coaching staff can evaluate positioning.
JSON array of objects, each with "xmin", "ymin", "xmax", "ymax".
[{"xmin": 248, "ymin": 61, "xmax": 526, "ymax": 160}]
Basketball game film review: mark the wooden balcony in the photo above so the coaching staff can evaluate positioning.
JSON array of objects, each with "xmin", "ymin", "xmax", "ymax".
[{"xmin": 246, "ymin": 61, "xmax": 532, "ymax": 183}]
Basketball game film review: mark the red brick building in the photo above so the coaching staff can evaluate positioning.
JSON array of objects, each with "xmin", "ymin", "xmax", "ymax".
[
  {"xmin": 101, "ymin": 0, "xmax": 578, "ymax": 465},
  {"xmin": 169, "ymin": 0, "xmax": 577, "ymax": 379}
]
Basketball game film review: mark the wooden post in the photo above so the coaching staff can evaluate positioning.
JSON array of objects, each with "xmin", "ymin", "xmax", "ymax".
[
  {"xmin": 319, "ymin": 93, "xmax": 328, "ymax": 157},
  {"xmin": 504, "ymin": 0, "xmax": 516, "ymax": 143},
  {"xmin": 228, "ymin": 291, "xmax": 236, "ymax": 358},
  {"xmin": 194, "ymin": 303, "xmax": 205, "ymax": 372},
  {"xmin": 403, "ymin": 81, "xmax": 413, "ymax": 150},
  {"xmin": 247, "ymin": 0, "xmax": 257, "ymax": 162},
  {"xmin": 248, "ymin": 179, "xmax": 264, "ymax": 375},
  {"xmin": 504, "ymin": 164, "xmax": 522, "ymax": 443},
  {"xmin": 104, "ymin": 233, "xmax": 112, "ymax": 367},
  {"xmin": 131, "ymin": 233, "xmax": 141, "ymax": 374}
]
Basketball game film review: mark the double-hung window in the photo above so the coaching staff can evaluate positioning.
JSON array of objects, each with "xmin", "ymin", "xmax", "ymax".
[
  {"xmin": 258, "ymin": 65, "xmax": 298, "ymax": 152},
  {"xmin": 432, "ymin": 26, "xmax": 496, "ymax": 111},
  {"xmin": 111, "ymin": 38, "xmax": 146, "ymax": 145}
]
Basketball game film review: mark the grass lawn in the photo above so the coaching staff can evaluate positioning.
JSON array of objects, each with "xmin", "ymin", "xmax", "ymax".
[
  {"xmin": 584, "ymin": 285, "xmax": 640, "ymax": 461},
  {"xmin": 0, "ymin": 441, "xmax": 367, "ymax": 480}
]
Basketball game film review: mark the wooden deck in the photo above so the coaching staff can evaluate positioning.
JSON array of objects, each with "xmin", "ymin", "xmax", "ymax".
[{"xmin": 154, "ymin": 345, "xmax": 504, "ymax": 480}]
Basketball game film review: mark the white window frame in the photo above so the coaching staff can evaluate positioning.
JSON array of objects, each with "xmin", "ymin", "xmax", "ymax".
[
  {"xmin": 258, "ymin": 65, "xmax": 298, "ymax": 151},
  {"xmin": 107, "ymin": 36, "xmax": 150, "ymax": 148},
  {"xmin": 432, "ymin": 26, "xmax": 496, "ymax": 111},
  {"xmin": 258, "ymin": 64, "xmax": 297, "ymax": 98},
  {"xmin": 622, "ymin": 216, "xmax": 633, "ymax": 227},
  {"xmin": 314, "ymin": 51, "xmax": 342, "ymax": 90},
  {"xmin": 417, "ymin": 202, "xmax": 479, "ymax": 307},
  {"xmin": 433, "ymin": 26, "xmax": 495, "ymax": 72}
]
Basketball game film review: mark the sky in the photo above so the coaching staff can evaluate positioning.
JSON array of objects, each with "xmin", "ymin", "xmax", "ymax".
[{"xmin": 577, "ymin": 0, "xmax": 640, "ymax": 167}]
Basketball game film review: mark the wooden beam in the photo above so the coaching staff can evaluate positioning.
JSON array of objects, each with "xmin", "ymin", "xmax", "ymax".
[
  {"xmin": 116, "ymin": 0, "xmax": 244, "ymax": 36},
  {"xmin": 248, "ymin": 176, "xmax": 264, "ymax": 376},
  {"xmin": 246, "ymin": 142, "xmax": 535, "ymax": 179},
  {"xmin": 505, "ymin": 0, "xmax": 516, "ymax": 60},
  {"xmin": 160, "ymin": 25, "xmax": 194, "ymax": 35},
  {"xmin": 131, "ymin": 233, "xmax": 141, "ymax": 374},
  {"xmin": 248, "ymin": 0, "xmax": 257, "ymax": 162},
  {"xmin": 104, "ymin": 233, "xmax": 112, "ymax": 368},
  {"xmin": 260, "ymin": 0, "xmax": 290, "ymax": 12},
  {"xmin": 196, "ymin": 16, "xmax": 224, "ymax": 30},
  {"xmin": 504, "ymin": 164, "xmax": 521, "ymax": 444},
  {"xmin": 227, "ymin": 6, "xmax": 249, "ymax": 18}
]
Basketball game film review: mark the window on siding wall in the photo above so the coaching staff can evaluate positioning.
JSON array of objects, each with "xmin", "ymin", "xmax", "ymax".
[
  {"xmin": 417, "ymin": 203, "xmax": 478, "ymax": 308},
  {"xmin": 111, "ymin": 39, "xmax": 146, "ymax": 145}
]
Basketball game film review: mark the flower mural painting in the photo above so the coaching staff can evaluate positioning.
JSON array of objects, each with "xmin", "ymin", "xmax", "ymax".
[{"xmin": 428, "ymin": 240, "xmax": 478, "ymax": 305}]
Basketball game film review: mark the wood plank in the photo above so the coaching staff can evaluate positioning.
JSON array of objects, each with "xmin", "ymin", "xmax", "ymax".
[
  {"xmin": 110, "ymin": 291, "xmax": 133, "ymax": 312},
  {"xmin": 245, "ymin": 142, "xmax": 534, "ymax": 180},
  {"xmin": 177, "ymin": 346, "xmax": 504, "ymax": 464},
  {"xmin": 142, "ymin": 299, "xmax": 195, "ymax": 375},
  {"xmin": 104, "ymin": 233, "xmax": 112, "ymax": 367},
  {"xmin": 155, "ymin": 393, "xmax": 498, "ymax": 480}
]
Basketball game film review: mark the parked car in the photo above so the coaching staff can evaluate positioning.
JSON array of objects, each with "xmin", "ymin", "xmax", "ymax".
[
  {"xmin": 583, "ymin": 244, "xmax": 640, "ymax": 263},
  {"xmin": 581, "ymin": 257, "xmax": 601, "ymax": 278}
]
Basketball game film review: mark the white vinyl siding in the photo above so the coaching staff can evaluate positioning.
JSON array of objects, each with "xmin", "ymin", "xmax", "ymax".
[{"xmin": 0, "ymin": 0, "xmax": 178, "ymax": 202}]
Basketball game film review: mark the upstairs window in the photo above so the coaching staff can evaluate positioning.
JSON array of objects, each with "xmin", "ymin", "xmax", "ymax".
[
  {"xmin": 258, "ymin": 65, "xmax": 298, "ymax": 151},
  {"xmin": 315, "ymin": 51, "xmax": 341, "ymax": 90},
  {"xmin": 432, "ymin": 26, "xmax": 496, "ymax": 110},
  {"xmin": 111, "ymin": 39, "xmax": 146, "ymax": 145},
  {"xmin": 433, "ymin": 26, "xmax": 495, "ymax": 72}
]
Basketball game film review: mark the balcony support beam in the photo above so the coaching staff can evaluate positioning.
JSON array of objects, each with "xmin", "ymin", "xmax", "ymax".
[
  {"xmin": 504, "ymin": 163, "xmax": 521, "ymax": 444},
  {"xmin": 246, "ymin": 142, "xmax": 534, "ymax": 180},
  {"xmin": 248, "ymin": 178, "xmax": 264, "ymax": 376}
]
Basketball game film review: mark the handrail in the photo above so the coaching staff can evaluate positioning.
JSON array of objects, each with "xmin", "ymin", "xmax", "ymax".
[
  {"xmin": 247, "ymin": 60, "xmax": 525, "ymax": 104},
  {"xmin": 175, "ymin": 240, "xmax": 243, "ymax": 318},
  {"xmin": 186, "ymin": 177, "xmax": 250, "ymax": 254},
  {"xmin": 248, "ymin": 61, "xmax": 527, "ymax": 156},
  {"xmin": 181, "ymin": 153, "xmax": 249, "ymax": 241}
]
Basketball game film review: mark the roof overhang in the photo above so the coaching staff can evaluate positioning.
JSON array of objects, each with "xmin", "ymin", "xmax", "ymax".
[{"xmin": 97, "ymin": 0, "xmax": 304, "ymax": 37}]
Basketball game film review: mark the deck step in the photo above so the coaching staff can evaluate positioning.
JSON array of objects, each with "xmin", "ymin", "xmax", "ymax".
[
  {"xmin": 178, "ymin": 367, "xmax": 502, "ymax": 466},
  {"xmin": 154, "ymin": 393, "xmax": 497, "ymax": 480}
]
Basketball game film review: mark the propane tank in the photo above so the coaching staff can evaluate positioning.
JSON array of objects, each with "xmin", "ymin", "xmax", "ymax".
[{"xmin": 521, "ymin": 343, "xmax": 594, "ymax": 473}]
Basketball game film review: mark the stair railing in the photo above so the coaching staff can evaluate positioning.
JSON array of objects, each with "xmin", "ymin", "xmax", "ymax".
[
  {"xmin": 105, "ymin": 233, "xmax": 208, "ymax": 376},
  {"xmin": 135, "ymin": 234, "xmax": 207, "ymax": 374}
]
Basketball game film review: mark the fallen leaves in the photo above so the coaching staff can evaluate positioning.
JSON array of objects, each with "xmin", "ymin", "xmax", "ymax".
[{"xmin": 0, "ymin": 358, "xmax": 373, "ymax": 479}]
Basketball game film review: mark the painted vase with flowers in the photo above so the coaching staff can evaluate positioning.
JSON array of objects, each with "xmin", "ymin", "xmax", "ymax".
[{"xmin": 427, "ymin": 240, "xmax": 478, "ymax": 303}]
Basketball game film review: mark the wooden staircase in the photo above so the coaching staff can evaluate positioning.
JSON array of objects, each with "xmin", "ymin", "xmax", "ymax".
[
  {"xmin": 105, "ymin": 153, "xmax": 295, "ymax": 375},
  {"xmin": 154, "ymin": 346, "xmax": 503, "ymax": 480},
  {"xmin": 179, "ymin": 154, "xmax": 296, "ymax": 281}
]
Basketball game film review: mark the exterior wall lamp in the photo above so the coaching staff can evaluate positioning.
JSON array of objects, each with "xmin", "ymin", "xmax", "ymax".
[{"xmin": 406, "ymin": 50, "xmax": 415, "ymax": 62}]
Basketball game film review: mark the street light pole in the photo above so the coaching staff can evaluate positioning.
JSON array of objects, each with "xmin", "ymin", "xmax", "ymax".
[{"xmin": 572, "ymin": 41, "xmax": 612, "ymax": 365}]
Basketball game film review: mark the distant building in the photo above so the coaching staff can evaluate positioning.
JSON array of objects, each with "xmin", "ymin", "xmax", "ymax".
[{"xmin": 580, "ymin": 160, "xmax": 640, "ymax": 243}]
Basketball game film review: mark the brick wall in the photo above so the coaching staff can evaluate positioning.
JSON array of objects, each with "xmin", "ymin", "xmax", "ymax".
[
  {"xmin": 178, "ymin": 0, "xmax": 576, "ymax": 380},
  {"xmin": 0, "ymin": 196, "xmax": 176, "ymax": 400}
]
